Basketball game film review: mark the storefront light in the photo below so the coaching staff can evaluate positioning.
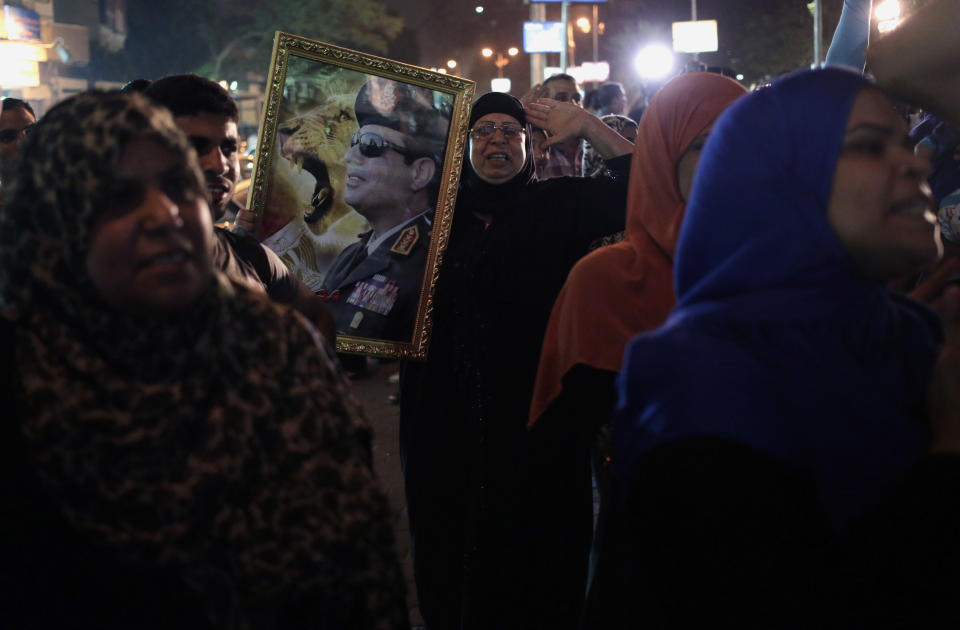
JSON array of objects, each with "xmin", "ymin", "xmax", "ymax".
[
  {"xmin": 0, "ymin": 59, "xmax": 40, "ymax": 87},
  {"xmin": 0, "ymin": 40, "xmax": 45, "ymax": 62}
]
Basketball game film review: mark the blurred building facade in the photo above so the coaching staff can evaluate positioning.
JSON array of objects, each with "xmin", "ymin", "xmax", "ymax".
[{"xmin": 0, "ymin": 0, "xmax": 126, "ymax": 115}]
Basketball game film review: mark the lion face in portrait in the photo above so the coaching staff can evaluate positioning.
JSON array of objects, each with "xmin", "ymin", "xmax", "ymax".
[{"xmin": 277, "ymin": 93, "xmax": 358, "ymax": 235}]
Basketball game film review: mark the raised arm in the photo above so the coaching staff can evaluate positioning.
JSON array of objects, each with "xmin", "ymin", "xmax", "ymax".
[
  {"xmin": 825, "ymin": 0, "xmax": 873, "ymax": 70},
  {"xmin": 525, "ymin": 98, "xmax": 633, "ymax": 160}
]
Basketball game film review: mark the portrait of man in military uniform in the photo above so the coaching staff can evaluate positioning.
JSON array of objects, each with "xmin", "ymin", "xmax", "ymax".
[{"xmin": 319, "ymin": 77, "xmax": 450, "ymax": 341}]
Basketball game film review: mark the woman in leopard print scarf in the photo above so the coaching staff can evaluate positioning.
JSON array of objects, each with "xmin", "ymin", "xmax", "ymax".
[{"xmin": 0, "ymin": 91, "xmax": 407, "ymax": 629}]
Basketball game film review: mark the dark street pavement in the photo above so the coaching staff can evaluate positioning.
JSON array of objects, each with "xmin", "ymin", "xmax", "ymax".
[{"xmin": 347, "ymin": 358, "xmax": 424, "ymax": 628}]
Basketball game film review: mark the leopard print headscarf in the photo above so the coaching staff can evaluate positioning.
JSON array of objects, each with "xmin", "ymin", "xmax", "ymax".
[{"xmin": 0, "ymin": 92, "xmax": 407, "ymax": 628}]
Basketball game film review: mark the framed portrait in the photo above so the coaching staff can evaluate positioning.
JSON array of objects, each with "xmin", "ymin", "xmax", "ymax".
[{"xmin": 248, "ymin": 32, "xmax": 475, "ymax": 359}]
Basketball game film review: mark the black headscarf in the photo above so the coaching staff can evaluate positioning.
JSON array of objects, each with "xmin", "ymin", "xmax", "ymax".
[{"xmin": 459, "ymin": 92, "xmax": 537, "ymax": 214}]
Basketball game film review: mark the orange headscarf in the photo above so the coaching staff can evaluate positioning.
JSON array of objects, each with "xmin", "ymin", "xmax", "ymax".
[{"xmin": 529, "ymin": 72, "xmax": 747, "ymax": 426}]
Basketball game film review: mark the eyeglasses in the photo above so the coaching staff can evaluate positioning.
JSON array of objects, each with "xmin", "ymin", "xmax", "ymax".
[
  {"xmin": 0, "ymin": 123, "xmax": 35, "ymax": 143},
  {"xmin": 469, "ymin": 122, "xmax": 525, "ymax": 142},
  {"xmin": 350, "ymin": 131, "xmax": 412, "ymax": 158}
]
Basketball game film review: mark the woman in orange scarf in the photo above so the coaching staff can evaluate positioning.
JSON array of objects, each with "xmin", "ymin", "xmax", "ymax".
[
  {"xmin": 527, "ymin": 73, "xmax": 746, "ymax": 605},
  {"xmin": 531, "ymin": 72, "xmax": 746, "ymax": 426}
]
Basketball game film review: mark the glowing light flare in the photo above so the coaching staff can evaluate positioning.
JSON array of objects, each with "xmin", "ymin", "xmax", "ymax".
[
  {"xmin": 475, "ymin": 6, "xmax": 484, "ymax": 14},
  {"xmin": 877, "ymin": 19, "xmax": 900, "ymax": 33},
  {"xmin": 576, "ymin": 17, "xmax": 591, "ymax": 34},
  {"xmin": 736, "ymin": 73, "xmax": 745, "ymax": 81},
  {"xmin": 0, "ymin": 41, "xmax": 45, "ymax": 62},
  {"xmin": 634, "ymin": 44, "xmax": 674, "ymax": 80},
  {"xmin": 0, "ymin": 59, "xmax": 39, "ymax": 87},
  {"xmin": 874, "ymin": 0, "xmax": 901, "ymax": 21},
  {"xmin": 491, "ymin": 77, "xmax": 512, "ymax": 93},
  {"xmin": 447, "ymin": 59, "xmax": 457, "ymax": 69},
  {"xmin": 507, "ymin": 47, "xmax": 519, "ymax": 56},
  {"xmin": 438, "ymin": 68, "xmax": 448, "ymax": 74},
  {"xmin": 481, "ymin": 48, "xmax": 494, "ymax": 57}
]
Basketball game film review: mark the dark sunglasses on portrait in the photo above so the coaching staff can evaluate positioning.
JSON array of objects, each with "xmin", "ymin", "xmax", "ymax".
[
  {"xmin": 0, "ymin": 123, "xmax": 35, "ymax": 143},
  {"xmin": 469, "ymin": 122, "xmax": 525, "ymax": 141},
  {"xmin": 350, "ymin": 131, "xmax": 412, "ymax": 158}
]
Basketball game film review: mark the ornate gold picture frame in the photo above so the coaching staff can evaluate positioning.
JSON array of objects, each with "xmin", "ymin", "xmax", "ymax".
[{"xmin": 248, "ymin": 32, "xmax": 475, "ymax": 359}]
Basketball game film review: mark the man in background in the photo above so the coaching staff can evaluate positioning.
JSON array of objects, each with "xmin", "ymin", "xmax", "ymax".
[
  {"xmin": 525, "ymin": 74, "xmax": 585, "ymax": 180},
  {"xmin": 145, "ymin": 75, "xmax": 335, "ymax": 341},
  {"xmin": 0, "ymin": 98, "xmax": 36, "ymax": 202},
  {"xmin": 595, "ymin": 82, "xmax": 627, "ymax": 116}
]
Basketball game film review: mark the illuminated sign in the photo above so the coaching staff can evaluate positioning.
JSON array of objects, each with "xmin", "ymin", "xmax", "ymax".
[
  {"xmin": 0, "ymin": 41, "xmax": 46, "ymax": 62},
  {"xmin": 523, "ymin": 21, "xmax": 564, "ymax": 54},
  {"xmin": 672, "ymin": 20, "xmax": 719, "ymax": 53},
  {"xmin": 579, "ymin": 61, "xmax": 610, "ymax": 82},
  {"xmin": 4, "ymin": 6, "xmax": 42, "ymax": 43},
  {"xmin": 0, "ymin": 59, "xmax": 40, "ymax": 87}
]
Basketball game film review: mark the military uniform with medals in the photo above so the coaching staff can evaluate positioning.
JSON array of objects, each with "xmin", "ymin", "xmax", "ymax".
[{"xmin": 320, "ymin": 212, "xmax": 432, "ymax": 341}]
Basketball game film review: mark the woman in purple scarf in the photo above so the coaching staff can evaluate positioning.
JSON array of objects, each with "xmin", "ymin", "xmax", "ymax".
[{"xmin": 588, "ymin": 68, "xmax": 960, "ymax": 628}]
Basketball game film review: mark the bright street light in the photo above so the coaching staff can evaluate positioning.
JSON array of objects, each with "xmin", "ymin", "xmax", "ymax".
[
  {"xmin": 874, "ymin": 0, "xmax": 901, "ymax": 21},
  {"xmin": 438, "ymin": 68, "xmax": 448, "ymax": 74},
  {"xmin": 634, "ymin": 44, "xmax": 674, "ymax": 80},
  {"xmin": 736, "ymin": 73, "xmax": 744, "ymax": 81},
  {"xmin": 475, "ymin": 6, "xmax": 484, "ymax": 14},
  {"xmin": 482, "ymin": 47, "xmax": 520, "ymax": 77},
  {"xmin": 875, "ymin": 0, "xmax": 902, "ymax": 32},
  {"xmin": 447, "ymin": 59, "xmax": 457, "ymax": 69}
]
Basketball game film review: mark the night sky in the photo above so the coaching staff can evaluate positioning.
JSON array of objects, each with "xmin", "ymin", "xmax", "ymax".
[
  {"xmin": 379, "ymin": 0, "xmax": 848, "ymax": 93},
  {"xmin": 107, "ymin": 0, "xmax": 852, "ymax": 94}
]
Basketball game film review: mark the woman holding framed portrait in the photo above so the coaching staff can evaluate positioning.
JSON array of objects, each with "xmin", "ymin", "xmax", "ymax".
[{"xmin": 399, "ymin": 91, "xmax": 633, "ymax": 630}]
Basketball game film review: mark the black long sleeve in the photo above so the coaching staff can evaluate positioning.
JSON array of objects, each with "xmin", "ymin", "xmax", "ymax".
[{"xmin": 586, "ymin": 437, "xmax": 960, "ymax": 629}]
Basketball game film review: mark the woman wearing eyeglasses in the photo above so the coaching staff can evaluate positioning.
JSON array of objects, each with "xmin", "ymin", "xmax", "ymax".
[{"xmin": 398, "ymin": 91, "xmax": 633, "ymax": 630}]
